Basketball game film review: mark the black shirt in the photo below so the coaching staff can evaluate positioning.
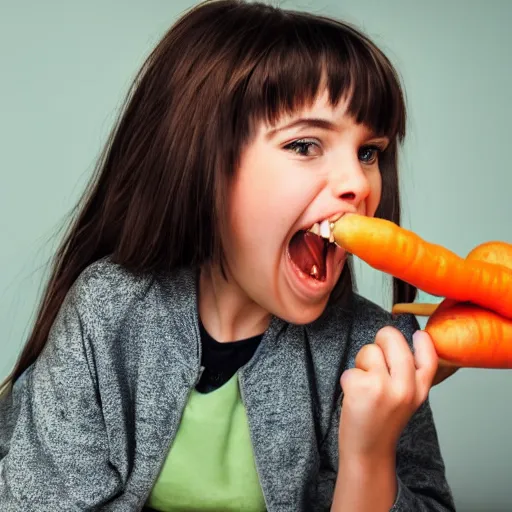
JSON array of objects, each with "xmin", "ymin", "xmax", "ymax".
[{"xmin": 195, "ymin": 322, "xmax": 263, "ymax": 394}]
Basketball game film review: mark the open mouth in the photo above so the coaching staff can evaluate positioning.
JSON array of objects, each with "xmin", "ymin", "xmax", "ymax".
[{"xmin": 288, "ymin": 220, "xmax": 337, "ymax": 282}]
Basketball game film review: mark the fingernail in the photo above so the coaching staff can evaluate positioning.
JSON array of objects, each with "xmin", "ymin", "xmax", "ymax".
[{"xmin": 412, "ymin": 330, "xmax": 423, "ymax": 348}]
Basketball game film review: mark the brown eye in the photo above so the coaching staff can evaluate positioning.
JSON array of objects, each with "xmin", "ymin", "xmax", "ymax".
[{"xmin": 285, "ymin": 139, "xmax": 321, "ymax": 157}]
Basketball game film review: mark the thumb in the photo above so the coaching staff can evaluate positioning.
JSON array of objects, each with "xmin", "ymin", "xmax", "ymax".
[{"xmin": 413, "ymin": 330, "xmax": 438, "ymax": 397}]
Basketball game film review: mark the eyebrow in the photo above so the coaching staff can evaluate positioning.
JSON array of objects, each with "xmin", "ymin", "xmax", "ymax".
[{"xmin": 265, "ymin": 118, "xmax": 338, "ymax": 139}]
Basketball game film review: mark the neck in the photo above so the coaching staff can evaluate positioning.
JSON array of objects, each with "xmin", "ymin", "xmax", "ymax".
[{"xmin": 198, "ymin": 263, "xmax": 270, "ymax": 342}]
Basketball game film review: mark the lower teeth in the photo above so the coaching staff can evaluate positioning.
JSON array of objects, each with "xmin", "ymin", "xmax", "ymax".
[{"xmin": 309, "ymin": 265, "xmax": 319, "ymax": 278}]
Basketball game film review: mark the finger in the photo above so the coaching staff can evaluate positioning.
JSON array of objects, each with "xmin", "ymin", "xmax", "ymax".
[
  {"xmin": 413, "ymin": 330, "xmax": 438, "ymax": 394},
  {"xmin": 340, "ymin": 367, "xmax": 366, "ymax": 391},
  {"xmin": 374, "ymin": 326, "xmax": 416, "ymax": 384},
  {"xmin": 340, "ymin": 367, "xmax": 378, "ymax": 402},
  {"xmin": 354, "ymin": 342, "xmax": 388, "ymax": 373}
]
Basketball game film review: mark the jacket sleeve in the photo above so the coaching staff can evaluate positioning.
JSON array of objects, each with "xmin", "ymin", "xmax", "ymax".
[
  {"xmin": 388, "ymin": 313, "xmax": 456, "ymax": 511},
  {"xmin": 389, "ymin": 397, "xmax": 455, "ymax": 511},
  {"xmin": 0, "ymin": 280, "xmax": 122, "ymax": 510}
]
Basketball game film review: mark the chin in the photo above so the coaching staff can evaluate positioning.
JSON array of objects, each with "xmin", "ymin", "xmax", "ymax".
[{"xmin": 277, "ymin": 298, "xmax": 331, "ymax": 326}]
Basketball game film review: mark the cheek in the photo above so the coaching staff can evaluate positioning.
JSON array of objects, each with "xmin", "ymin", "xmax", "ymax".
[
  {"xmin": 229, "ymin": 150, "xmax": 317, "ymax": 252},
  {"xmin": 227, "ymin": 156, "xmax": 286, "ymax": 259}
]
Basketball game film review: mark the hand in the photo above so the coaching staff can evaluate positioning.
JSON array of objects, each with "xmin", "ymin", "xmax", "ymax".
[{"xmin": 338, "ymin": 327, "xmax": 438, "ymax": 462}]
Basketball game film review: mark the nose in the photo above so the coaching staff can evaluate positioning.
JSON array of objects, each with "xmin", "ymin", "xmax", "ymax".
[{"xmin": 329, "ymin": 156, "xmax": 371, "ymax": 206}]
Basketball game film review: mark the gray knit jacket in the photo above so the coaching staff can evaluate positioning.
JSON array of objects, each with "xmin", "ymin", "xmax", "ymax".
[{"xmin": 0, "ymin": 258, "xmax": 455, "ymax": 511}]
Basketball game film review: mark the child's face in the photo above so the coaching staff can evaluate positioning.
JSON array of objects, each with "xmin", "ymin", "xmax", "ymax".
[{"xmin": 225, "ymin": 90, "xmax": 387, "ymax": 325}]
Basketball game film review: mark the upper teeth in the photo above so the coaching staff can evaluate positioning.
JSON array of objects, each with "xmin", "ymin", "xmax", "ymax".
[
  {"xmin": 320, "ymin": 220, "xmax": 330, "ymax": 238},
  {"xmin": 309, "ymin": 219, "xmax": 335, "ymax": 243}
]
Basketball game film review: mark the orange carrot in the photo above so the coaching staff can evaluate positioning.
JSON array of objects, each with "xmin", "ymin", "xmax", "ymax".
[
  {"xmin": 392, "ymin": 241, "xmax": 512, "ymax": 316},
  {"xmin": 433, "ymin": 242, "xmax": 512, "ymax": 315},
  {"xmin": 387, "ymin": 237, "xmax": 512, "ymax": 368},
  {"xmin": 332, "ymin": 214, "xmax": 512, "ymax": 320},
  {"xmin": 425, "ymin": 303, "xmax": 512, "ymax": 368},
  {"xmin": 426, "ymin": 240, "xmax": 512, "ymax": 367},
  {"xmin": 466, "ymin": 240, "xmax": 512, "ymax": 268}
]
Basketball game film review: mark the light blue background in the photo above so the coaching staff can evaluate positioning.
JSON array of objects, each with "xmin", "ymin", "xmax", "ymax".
[{"xmin": 1, "ymin": 1, "xmax": 511, "ymax": 510}]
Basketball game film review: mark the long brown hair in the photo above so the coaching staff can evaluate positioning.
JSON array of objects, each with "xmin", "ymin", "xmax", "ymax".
[{"xmin": 10, "ymin": 0, "xmax": 416, "ymax": 384}]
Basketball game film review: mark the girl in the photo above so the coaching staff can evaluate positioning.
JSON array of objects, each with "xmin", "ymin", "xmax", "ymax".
[{"xmin": 0, "ymin": 1, "xmax": 456, "ymax": 510}]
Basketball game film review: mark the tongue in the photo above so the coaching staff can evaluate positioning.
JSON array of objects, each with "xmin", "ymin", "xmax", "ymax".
[{"xmin": 289, "ymin": 231, "xmax": 328, "ymax": 280}]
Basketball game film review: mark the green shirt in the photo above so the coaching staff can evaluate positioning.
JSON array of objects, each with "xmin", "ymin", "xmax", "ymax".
[{"xmin": 147, "ymin": 373, "xmax": 267, "ymax": 511}]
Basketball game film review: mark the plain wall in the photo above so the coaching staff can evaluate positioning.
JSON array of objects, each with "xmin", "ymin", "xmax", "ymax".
[{"xmin": 1, "ymin": 1, "xmax": 511, "ymax": 510}]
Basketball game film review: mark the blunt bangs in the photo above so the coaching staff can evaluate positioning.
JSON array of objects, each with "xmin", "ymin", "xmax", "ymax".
[{"xmin": 237, "ymin": 10, "xmax": 406, "ymax": 143}]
